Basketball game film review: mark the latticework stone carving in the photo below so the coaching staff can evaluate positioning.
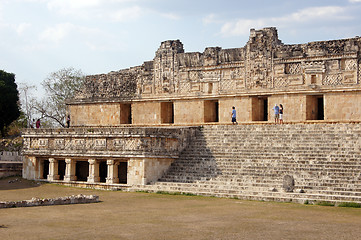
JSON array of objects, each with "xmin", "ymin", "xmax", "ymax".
[{"xmin": 70, "ymin": 27, "xmax": 361, "ymax": 102}]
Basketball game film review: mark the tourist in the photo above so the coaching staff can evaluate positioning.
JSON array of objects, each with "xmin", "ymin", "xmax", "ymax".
[
  {"xmin": 279, "ymin": 104, "xmax": 284, "ymax": 124},
  {"xmin": 36, "ymin": 119, "xmax": 41, "ymax": 129},
  {"xmin": 231, "ymin": 106, "xmax": 237, "ymax": 125},
  {"xmin": 30, "ymin": 118, "xmax": 35, "ymax": 128},
  {"xmin": 66, "ymin": 115, "xmax": 70, "ymax": 128},
  {"xmin": 272, "ymin": 104, "xmax": 279, "ymax": 124}
]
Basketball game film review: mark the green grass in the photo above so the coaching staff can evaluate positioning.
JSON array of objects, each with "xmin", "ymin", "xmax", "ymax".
[
  {"xmin": 316, "ymin": 201, "xmax": 335, "ymax": 207},
  {"xmin": 155, "ymin": 191, "xmax": 197, "ymax": 196},
  {"xmin": 338, "ymin": 202, "xmax": 361, "ymax": 208}
]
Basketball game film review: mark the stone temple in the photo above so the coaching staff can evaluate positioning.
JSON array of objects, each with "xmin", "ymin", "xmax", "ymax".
[{"xmin": 22, "ymin": 27, "xmax": 361, "ymax": 203}]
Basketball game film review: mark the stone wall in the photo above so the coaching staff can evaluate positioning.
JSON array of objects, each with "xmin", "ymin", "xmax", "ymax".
[
  {"xmin": 22, "ymin": 127, "xmax": 197, "ymax": 184},
  {"xmin": 0, "ymin": 194, "xmax": 99, "ymax": 208},
  {"xmin": 67, "ymin": 27, "xmax": 361, "ymax": 126},
  {"xmin": 72, "ymin": 27, "xmax": 361, "ymax": 103}
]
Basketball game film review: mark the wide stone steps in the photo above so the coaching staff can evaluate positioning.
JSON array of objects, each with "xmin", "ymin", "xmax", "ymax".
[
  {"xmin": 153, "ymin": 124, "xmax": 361, "ymax": 203},
  {"xmin": 130, "ymin": 182, "xmax": 361, "ymax": 204}
]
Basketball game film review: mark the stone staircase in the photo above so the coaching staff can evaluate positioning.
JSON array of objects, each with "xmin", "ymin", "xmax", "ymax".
[{"xmin": 129, "ymin": 123, "xmax": 361, "ymax": 204}]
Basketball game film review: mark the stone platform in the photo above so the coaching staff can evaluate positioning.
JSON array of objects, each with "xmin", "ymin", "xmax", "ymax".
[{"xmin": 23, "ymin": 123, "xmax": 361, "ymax": 204}]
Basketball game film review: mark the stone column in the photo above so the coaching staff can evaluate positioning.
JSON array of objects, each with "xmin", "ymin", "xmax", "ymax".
[
  {"xmin": 64, "ymin": 158, "xmax": 77, "ymax": 181},
  {"xmin": 47, "ymin": 158, "xmax": 60, "ymax": 181},
  {"xmin": 87, "ymin": 159, "xmax": 100, "ymax": 183},
  {"xmin": 38, "ymin": 158, "xmax": 44, "ymax": 180},
  {"xmin": 106, "ymin": 159, "xmax": 119, "ymax": 184}
]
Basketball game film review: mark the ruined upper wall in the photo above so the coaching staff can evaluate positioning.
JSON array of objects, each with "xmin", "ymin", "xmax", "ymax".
[{"xmin": 73, "ymin": 27, "xmax": 361, "ymax": 103}]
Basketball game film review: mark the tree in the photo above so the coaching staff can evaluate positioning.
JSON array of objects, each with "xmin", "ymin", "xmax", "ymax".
[
  {"xmin": 0, "ymin": 70, "xmax": 20, "ymax": 136},
  {"xmin": 18, "ymin": 83, "xmax": 37, "ymax": 128},
  {"xmin": 34, "ymin": 67, "xmax": 85, "ymax": 128}
]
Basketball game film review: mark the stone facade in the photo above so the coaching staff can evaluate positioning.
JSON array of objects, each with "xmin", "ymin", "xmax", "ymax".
[
  {"xmin": 69, "ymin": 27, "xmax": 361, "ymax": 126},
  {"xmin": 22, "ymin": 127, "xmax": 196, "ymax": 185},
  {"xmin": 22, "ymin": 28, "xmax": 361, "ymax": 203}
]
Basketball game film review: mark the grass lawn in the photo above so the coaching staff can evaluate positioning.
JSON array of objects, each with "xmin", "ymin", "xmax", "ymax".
[{"xmin": 1, "ymin": 177, "xmax": 361, "ymax": 240}]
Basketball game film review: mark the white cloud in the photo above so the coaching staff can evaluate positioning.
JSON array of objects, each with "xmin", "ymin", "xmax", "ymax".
[
  {"xmin": 15, "ymin": 22, "xmax": 31, "ymax": 35},
  {"xmin": 349, "ymin": 0, "xmax": 361, "ymax": 3},
  {"xmin": 203, "ymin": 14, "xmax": 219, "ymax": 25},
  {"xmin": 39, "ymin": 23, "xmax": 74, "ymax": 43},
  {"xmin": 46, "ymin": 0, "xmax": 142, "ymax": 21},
  {"xmin": 110, "ymin": 6, "xmax": 142, "ymax": 22},
  {"xmin": 220, "ymin": 6, "xmax": 351, "ymax": 37},
  {"xmin": 161, "ymin": 13, "xmax": 181, "ymax": 20}
]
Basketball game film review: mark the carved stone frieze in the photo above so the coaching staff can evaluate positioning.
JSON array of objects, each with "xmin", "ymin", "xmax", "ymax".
[
  {"xmin": 22, "ymin": 127, "xmax": 197, "ymax": 158},
  {"xmin": 70, "ymin": 27, "xmax": 361, "ymax": 103}
]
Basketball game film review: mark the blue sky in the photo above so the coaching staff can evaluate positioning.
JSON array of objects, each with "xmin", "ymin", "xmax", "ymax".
[{"xmin": 1, "ymin": 0, "xmax": 361, "ymax": 94}]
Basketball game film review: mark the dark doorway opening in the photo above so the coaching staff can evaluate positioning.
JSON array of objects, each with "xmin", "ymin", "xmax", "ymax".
[
  {"xmin": 99, "ymin": 161, "xmax": 107, "ymax": 183},
  {"xmin": 42, "ymin": 160, "xmax": 49, "ymax": 179},
  {"xmin": 161, "ymin": 102, "xmax": 174, "ymax": 124},
  {"xmin": 204, "ymin": 100, "xmax": 219, "ymax": 123},
  {"xmin": 76, "ymin": 161, "xmax": 89, "ymax": 181},
  {"xmin": 306, "ymin": 95, "xmax": 324, "ymax": 120},
  {"xmin": 120, "ymin": 104, "xmax": 132, "ymax": 124},
  {"xmin": 118, "ymin": 162, "xmax": 128, "ymax": 184},
  {"xmin": 58, "ymin": 160, "xmax": 66, "ymax": 180},
  {"xmin": 252, "ymin": 97, "xmax": 268, "ymax": 121},
  {"xmin": 317, "ymin": 97, "xmax": 324, "ymax": 120}
]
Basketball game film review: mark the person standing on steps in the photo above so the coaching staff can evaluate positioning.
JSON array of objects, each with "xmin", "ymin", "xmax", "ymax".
[
  {"xmin": 231, "ymin": 106, "xmax": 237, "ymax": 125},
  {"xmin": 279, "ymin": 104, "xmax": 284, "ymax": 124},
  {"xmin": 272, "ymin": 104, "xmax": 279, "ymax": 124}
]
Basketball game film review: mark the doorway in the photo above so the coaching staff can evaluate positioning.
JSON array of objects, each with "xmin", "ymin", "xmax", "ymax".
[
  {"xmin": 58, "ymin": 160, "xmax": 66, "ymax": 180},
  {"xmin": 120, "ymin": 104, "xmax": 132, "ymax": 124},
  {"xmin": 204, "ymin": 100, "xmax": 219, "ymax": 123},
  {"xmin": 306, "ymin": 95, "xmax": 324, "ymax": 120},
  {"xmin": 76, "ymin": 161, "xmax": 89, "ymax": 181},
  {"xmin": 118, "ymin": 162, "xmax": 128, "ymax": 184},
  {"xmin": 99, "ymin": 161, "xmax": 107, "ymax": 183},
  {"xmin": 161, "ymin": 102, "xmax": 174, "ymax": 124},
  {"xmin": 252, "ymin": 97, "xmax": 268, "ymax": 121},
  {"xmin": 42, "ymin": 159, "xmax": 49, "ymax": 179}
]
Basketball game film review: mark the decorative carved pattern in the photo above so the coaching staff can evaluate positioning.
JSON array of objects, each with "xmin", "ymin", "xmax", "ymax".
[
  {"xmin": 55, "ymin": 139, "xmax": 65, "ymax": 150},
  {"xmin": 323, "ymin": 74, "xmax": 342, "ymax": 85},
  {"xmin": 345, "ymin": 59, "xmax": 357, "ymax": 71},
  {"xmin": 304, "ymin": 61, "xmax": 325, "ymax": 74},
  {"xmin": 326, "ymin": 60, "xmax": 340, "ymax": 72},
  {"xmin": 202, "ymin": 70, "xmax": 220, "ymax": 81},
  {"xmin": 71, "ymin": 28, "xmax": 361, "ymax": 102},
  {"xmin": 178, "ymin": 82, "xmax": 191, "ymax": 94},
  {"xmin": 285, "ymin": 63, "xmax": 302, "ymax": 75},
  {"xmin": 274, "ymin": 77, "xmax": 289, "ymax": 87},
  {"xmin": 189, "ymin": 71, "xmax": 202, "ymax": 81},
  {"xmin": 30, "ymin": 138, "xmax": 48, "ymax": 149},
  {"xmin": 220, "ymin": 79, "xmax": 237, "ymax": 92}
]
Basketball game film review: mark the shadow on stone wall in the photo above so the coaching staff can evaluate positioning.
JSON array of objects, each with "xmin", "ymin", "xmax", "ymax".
[{"xmin": 159, "ymin": 127, "xmax": 221, "ymax": 183}]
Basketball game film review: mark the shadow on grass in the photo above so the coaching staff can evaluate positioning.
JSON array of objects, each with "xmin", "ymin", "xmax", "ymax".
[{"xmin": 0, "ymin": 176, "xmax": 42, "ymax": 191}]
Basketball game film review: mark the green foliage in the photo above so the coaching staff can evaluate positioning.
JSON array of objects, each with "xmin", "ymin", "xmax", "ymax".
[
  {"xmin": 338, "ymin": 202, "xmax": 361, "ymax": 208},
  {"xmin": 5, "ymin": 111, "xmax": 27, "ymax": 137},
  {"xmin": 316, "ymin": 201, "xmax": 335, "ymax": 207},
  {"xmin": 0, "ymin": 70, "xmax": 20, "ymax": 136}
]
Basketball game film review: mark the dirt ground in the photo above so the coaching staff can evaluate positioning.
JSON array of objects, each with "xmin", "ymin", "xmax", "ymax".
[{"xmin": 1, "ymin": 177, "xmax": 361, "ymax": 240}]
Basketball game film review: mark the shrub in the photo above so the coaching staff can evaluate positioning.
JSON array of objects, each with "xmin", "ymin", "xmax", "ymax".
[
  {"xmin": 316, "ymin": 201, "xmax": 335, "ymax": 207},
  {"xmin": 338, "ymin": 202, "xmax": 361, "ymax": 208}
]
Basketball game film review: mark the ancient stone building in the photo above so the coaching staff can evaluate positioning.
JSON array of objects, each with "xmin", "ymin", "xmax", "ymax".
[
  {"xmin": 22, "ymin": 28, "xmax": 361, "ymax": 203},
  {"xmin": 69, "ymin": 27, "xmax": 361, "ymax": 126}
]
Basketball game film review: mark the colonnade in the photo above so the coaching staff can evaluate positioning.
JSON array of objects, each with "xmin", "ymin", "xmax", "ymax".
[{"xmin": 43, "ymin": 158, "xmax": 123, "ymax": 184}]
